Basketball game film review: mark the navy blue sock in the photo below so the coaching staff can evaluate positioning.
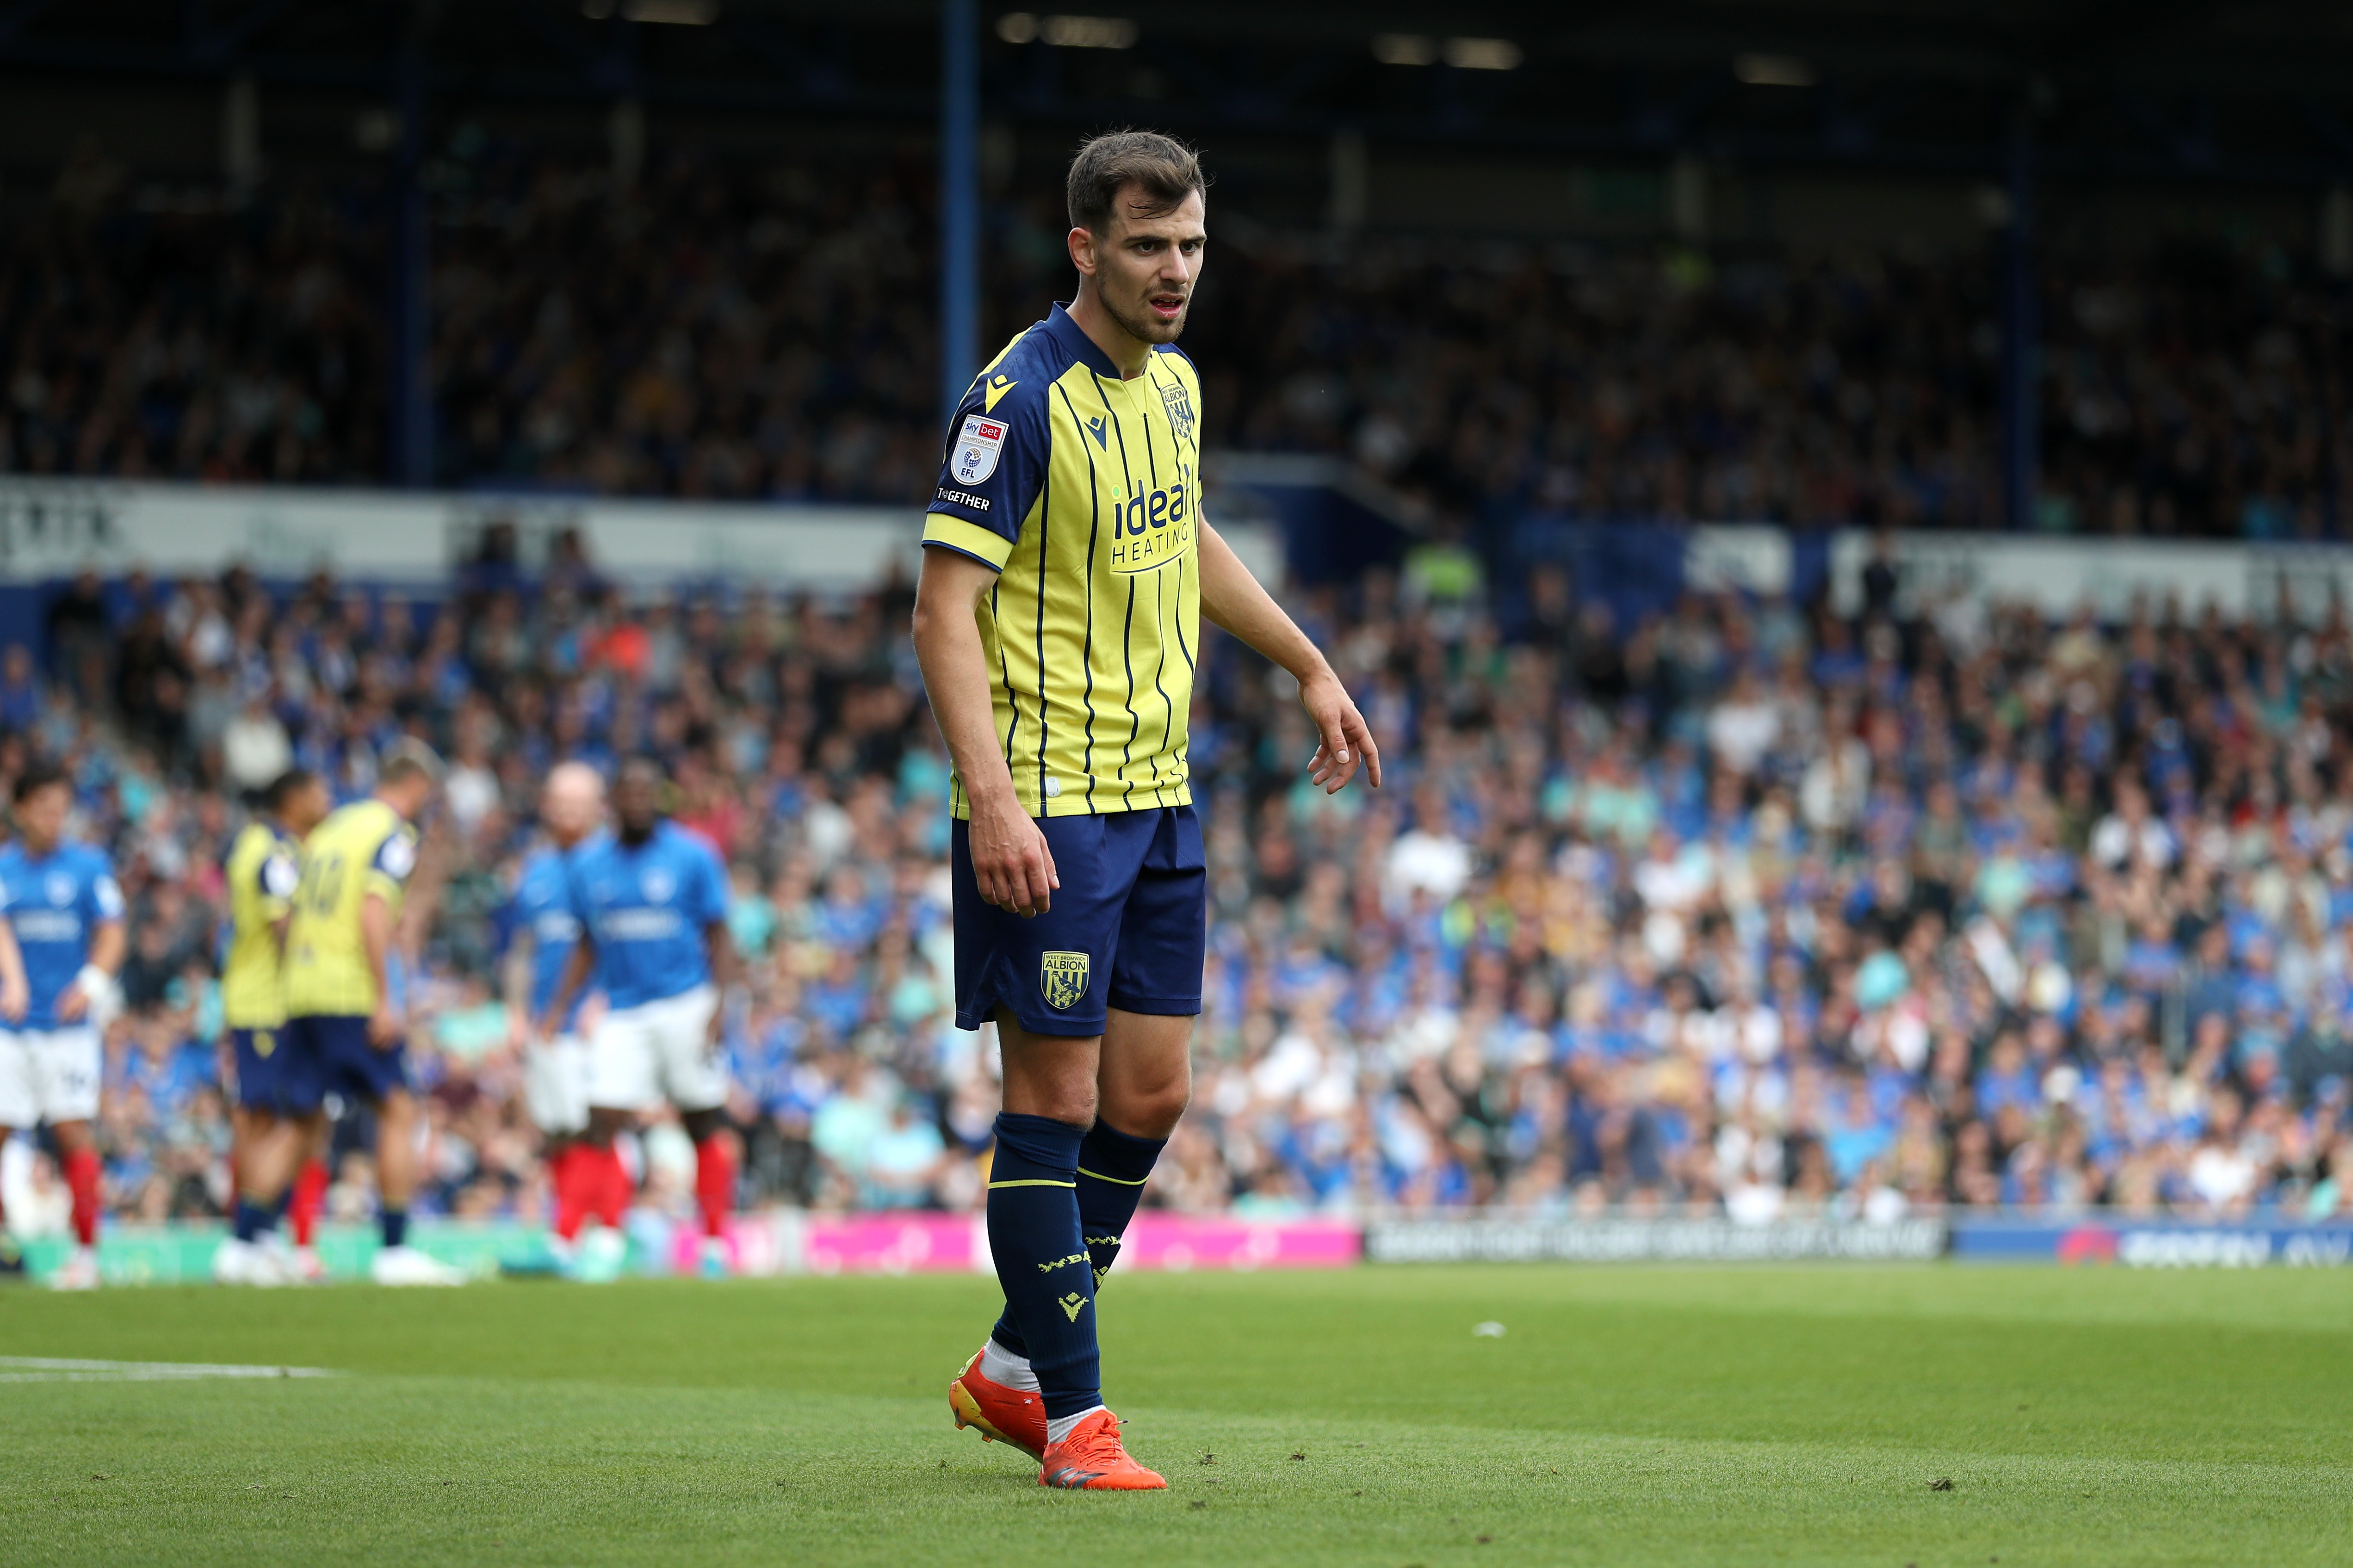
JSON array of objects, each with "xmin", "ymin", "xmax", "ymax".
[
  {"xmin": 381, "ymin": 1209, "xmax": 409, "ymax": 1250},
  {"xmin": 985, "ymin": 1112, "xmax": 1099, "ymax": 1419},
  {"xmin": 991, "ymin": 1121, "xmax": 1170, "ymax": 1355},
  {"xmin": 1076, "ymin": 1120, "xmax": 1167, "ymax": 1288},
  {"xmin": 232, "ymin": 1199, "xmax": 273, "ymax": 1244}
]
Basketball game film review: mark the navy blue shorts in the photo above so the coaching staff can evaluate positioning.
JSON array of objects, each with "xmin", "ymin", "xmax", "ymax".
[
  {"xmin": 229, "ymin": 1026, "xmax": 304, "ymax": 1116},
  {"xmin": 953, "ymin": 805, "xmax": 1205, "ymax": 1037},
  {"xmin": 281, "ymin": 1014, "xmax": 410, "ymax": 1110}
]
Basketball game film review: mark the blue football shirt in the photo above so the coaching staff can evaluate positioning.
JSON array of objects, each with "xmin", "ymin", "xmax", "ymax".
[
  {"xmin": 0, "ymin": 840, "xmax": 125, "ymax": 1028},
  {"xmin": 565, "ymin": 822, "xmax": 728, "ymax": 1011},
  {"xmin": 504, "ymin": 846, "xmax": 592, "ymax": 1033}
]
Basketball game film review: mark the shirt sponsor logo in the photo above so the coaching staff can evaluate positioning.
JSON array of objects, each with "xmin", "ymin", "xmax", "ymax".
[
  {"xmin": 603, "ymin": 908, "xmax": 685, "ymax": 942},
  {"xmin": 935, "ymin": 488, "xmax": 991, "ymax": 512},
  {"xmin": 1106, "ymin": 482, "xmax": 1194, "ymax": 574},
  {"xmin": 953, "ymin": 414, "xmax": 1006, "ymax": 485},
  {"xmin": 12, "ymin": 911, "xmax": 81, "ymax": 942}
]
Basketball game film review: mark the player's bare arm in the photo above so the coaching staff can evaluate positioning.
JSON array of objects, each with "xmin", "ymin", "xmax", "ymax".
[
  {"xmin": 360, "ymin": 891, "xmax": 398, "ymax": 1046},
  {"xmin": 701, "ymin": 917, "xmax": 737, "ymax": 1047},
  {"xmin": 504, "ymin": 925, "xmax": 535, "ymax": 1049},
  {"xmin": 539, "ymin": 936, "xmax": 595, "ymax": 1043},
  {"xmin": 911, "ymin": 548, "xmax": 1059, "ymax": 918},
  {"xmin": 1196, "ymin": 521, "xmax": 1381, "ymax": 796},
  {"xmin": 0, "ymin": 910, "xmax": 28, "ymax": 1023},
  {"xmin": 55, "ymin": 914, "xmax": 124, "ymax": 1024}
]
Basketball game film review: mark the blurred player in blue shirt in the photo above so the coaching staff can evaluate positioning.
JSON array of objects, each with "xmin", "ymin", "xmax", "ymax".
[
  {"xmin": 502, "ymin": 762, "xmax": 615, "ymax": 1261},
  {"xmin": 0, "ymin": 763, "xmax": 126, "ymax": 1290},
  {"xmin": 539, "ymin": 758, "xmax": 739, "ymax": 1274}
]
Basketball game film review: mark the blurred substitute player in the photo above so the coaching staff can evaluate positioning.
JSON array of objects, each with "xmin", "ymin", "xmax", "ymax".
[
  {"xmin": 0, "ymin": 763, "xmax": 127, "ymax": 1290},
  {"xmin": 0, "ymin": 899, "xmax": 23, "ymax": 1279},
  {"xmin": 212, "ymin": 766, "xmax": 331, "ymax": 1286},
  {"xmin": 506, "ymin": 761, "xmax": 625, "ymax": 1273},
  {"xmin": 258, "ymin": 741, "xmax": 466, "ymax": 1286},
  {"xmin": 537, "ymin": 757, "xmax": 740, "ymax": 1277},
  {"xmin": 914, "ymin": 131, "xmax": 1380, "ymax": 1488}
]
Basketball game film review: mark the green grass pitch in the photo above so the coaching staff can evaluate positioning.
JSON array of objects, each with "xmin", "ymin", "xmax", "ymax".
[{"xmin": 1, "ymin": 1264, "xmax": 2346, "ymax": 1566}]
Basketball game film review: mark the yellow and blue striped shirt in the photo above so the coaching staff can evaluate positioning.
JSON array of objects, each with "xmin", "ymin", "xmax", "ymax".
[
  {"xmin": 923, "ymin": 303, "xmax": 1202, "ymax": 819},
  {"xmin": 221, "ymin": 820, "xmax": 301, "ymax": 1029},
  {"xmin": 284, "ymin": 799, "xmax": 418, "ymax": 1017}
]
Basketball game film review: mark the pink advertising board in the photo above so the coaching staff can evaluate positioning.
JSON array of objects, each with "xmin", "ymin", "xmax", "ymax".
[{"xmin": 760, "ymin": 1211, "xmax": 1360, "ymax": 1276}]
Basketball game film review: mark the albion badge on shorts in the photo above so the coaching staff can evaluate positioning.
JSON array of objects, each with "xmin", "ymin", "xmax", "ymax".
[{"xmin": 1040, "ymin": 950, "xmax": 1090, "ymax": 1011}]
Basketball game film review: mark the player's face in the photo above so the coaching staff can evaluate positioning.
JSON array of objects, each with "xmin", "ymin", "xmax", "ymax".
[
  {"xmin": 615, "ymin": 773, "xmax": 660, "ymax": 836},
  {"xmin": 14, "ymin": 783, "xmax": 66, "ymax": 851},
  {"xmin": 542, "ymin": 777, "xmax": 602, "ymax": 843},
  {"xmin": 1080, "ymin": 187, "xmax": 1206, "ymax": 346},
  {"xmin": 288, "ymin": 778, "xmax": 331, "ymax": 836}
]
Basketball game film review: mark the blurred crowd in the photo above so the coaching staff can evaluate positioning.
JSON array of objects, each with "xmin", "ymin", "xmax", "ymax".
[
  {"xmin": 3, "ymin": 532, "xmax": 2351, "ymax": 1233},
  {"xmin": 4, "ymin": 146, "xmax": 2349, "ymax": 537}
]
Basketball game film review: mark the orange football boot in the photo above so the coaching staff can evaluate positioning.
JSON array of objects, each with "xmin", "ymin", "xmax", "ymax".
[
  {"xmin": 948, "ymin": 1347, "xmax": 1047, "ymax": 1463},
  {"xmin": 1037, "ymin": 1408, "xmax": 1165, "ymax": 1490}
]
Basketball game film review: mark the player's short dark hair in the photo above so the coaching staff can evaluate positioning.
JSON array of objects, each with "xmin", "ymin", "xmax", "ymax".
[
  {"xmin": 1066, "ymin": 130, "xmax": 1206, "ymax": 235},
  {"xmin": 261, "ymin": 768, "xmax": 317, "ymax": 812},
  {"xmin": 12, "ymin": 760, "xmax": 67, "ymax": 804}
]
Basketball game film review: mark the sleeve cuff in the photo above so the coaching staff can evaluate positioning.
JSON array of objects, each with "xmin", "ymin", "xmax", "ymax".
[{"xmin": 922, "ymin": 512, "xmax": 1015, "ymax": 572}]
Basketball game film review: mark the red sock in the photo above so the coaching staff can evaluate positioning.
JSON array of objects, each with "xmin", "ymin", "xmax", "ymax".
[
  {"xmin": 290, "ymin": 1159, "xmax": 328, "ymax": 1248},
  {"xmin": 694, "ymin": 1134, "xmax": 737, "ymax": 1240},
  {"xmin": 64, "ymin": 1148, "xmax": 101, "ymax": 1248},
  {"xmin": 551, "ymin": 1144, "xmax": 592, "ymax": 1241},
  {"xmin": 591, "ymin": 1143, "xmax": 631, "ymax": 1228}
]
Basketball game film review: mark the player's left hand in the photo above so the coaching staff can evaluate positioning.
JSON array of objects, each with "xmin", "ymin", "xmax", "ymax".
[
  {"xmin": 54, "ymin": 982, "xmax": 87, "ymax": 1023},
  {"xmin": 1299, "ymin": 670, "xmax": 1381, "ymax": 795},
  {"xmin": 368, "ymin": 1002, "xmax": 402, "ymax": 1049}
]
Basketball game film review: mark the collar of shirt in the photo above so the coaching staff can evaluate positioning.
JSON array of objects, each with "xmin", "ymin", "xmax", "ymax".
[{"xmin": 1044, "ymin": 301, "xmax": 1125, "ymax": 381}]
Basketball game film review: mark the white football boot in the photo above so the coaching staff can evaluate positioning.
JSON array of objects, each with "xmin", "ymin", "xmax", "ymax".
[{"xmin": 368, "ymin": 1245, "xmax": 468, "ymax": 1286}]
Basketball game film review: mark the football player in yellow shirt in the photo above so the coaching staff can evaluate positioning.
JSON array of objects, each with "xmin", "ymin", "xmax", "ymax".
[
  {"xmin": 246, "ymin": 741, "xmax": 465, "ymax": 1286},
  {"xmin": 917, "ymin": 131, "xmax": 1380, "ymax": 1489},
  {"xmin": 211, "ymin": 767, "xmax": 329, "ymax": 1285}
]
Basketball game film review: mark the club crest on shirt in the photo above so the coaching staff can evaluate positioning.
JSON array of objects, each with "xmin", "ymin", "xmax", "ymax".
[
  {"xmin": 1040, "ymin": 949, "xmax": 1089, "ymax": 1011},
  {"xmin": 641, "ymin": 868, "xmax": 675, "ymax": 904},
  {"xmin": 1158, "ymin": 379, "xmax": 1195, "ymax": 442},
  {"xmin": 954, "ymin": 414, "xmax": 1006, "ymax": 485}
]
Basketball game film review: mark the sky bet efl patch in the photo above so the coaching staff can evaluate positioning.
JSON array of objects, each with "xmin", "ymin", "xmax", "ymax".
[{"xmin": 952, "ymin": 414, "xmax": 1006, "ymax": 485}]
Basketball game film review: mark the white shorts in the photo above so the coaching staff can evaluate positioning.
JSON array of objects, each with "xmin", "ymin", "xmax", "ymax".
[
  {"xmin": 587, "ymin": 985, "xmax": 725, "ymax": 1115},
  {"xmin": 525, "ymin": 1033, "xmax": 591, "ymax": 1137},
  {"xmin": 0, "ymin": 1026, "xmax": 102, "ymax": 1127}
]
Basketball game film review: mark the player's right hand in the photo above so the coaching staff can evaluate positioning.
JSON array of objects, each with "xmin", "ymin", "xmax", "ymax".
[
  {"xmin": 968, "ymin": 794, "xmax": 1059, "ymax": 918},
  {"xmin": 0, "ymin": 979, "xmax": 25, "ymax": 1023}
]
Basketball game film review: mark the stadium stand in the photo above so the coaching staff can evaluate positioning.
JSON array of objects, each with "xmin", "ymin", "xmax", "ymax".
[
  {"xmin": 4, "ymin": 154, "xmax": 2345, "ymax": 535},
  {"xmin": 0, "ymin": 537, "xmax": 2347, "ymax": 1232}
]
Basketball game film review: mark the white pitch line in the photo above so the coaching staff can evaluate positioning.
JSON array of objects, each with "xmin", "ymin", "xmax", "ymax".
[{"xmin": 0, "ymin": 1356, "xmax": 335, "ymax": 1382}]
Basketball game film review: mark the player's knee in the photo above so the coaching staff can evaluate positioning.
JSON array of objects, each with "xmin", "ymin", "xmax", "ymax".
[{"xmin": 1113, "ymin": 1080, "xmax": 1190, "ymax": 1139}]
